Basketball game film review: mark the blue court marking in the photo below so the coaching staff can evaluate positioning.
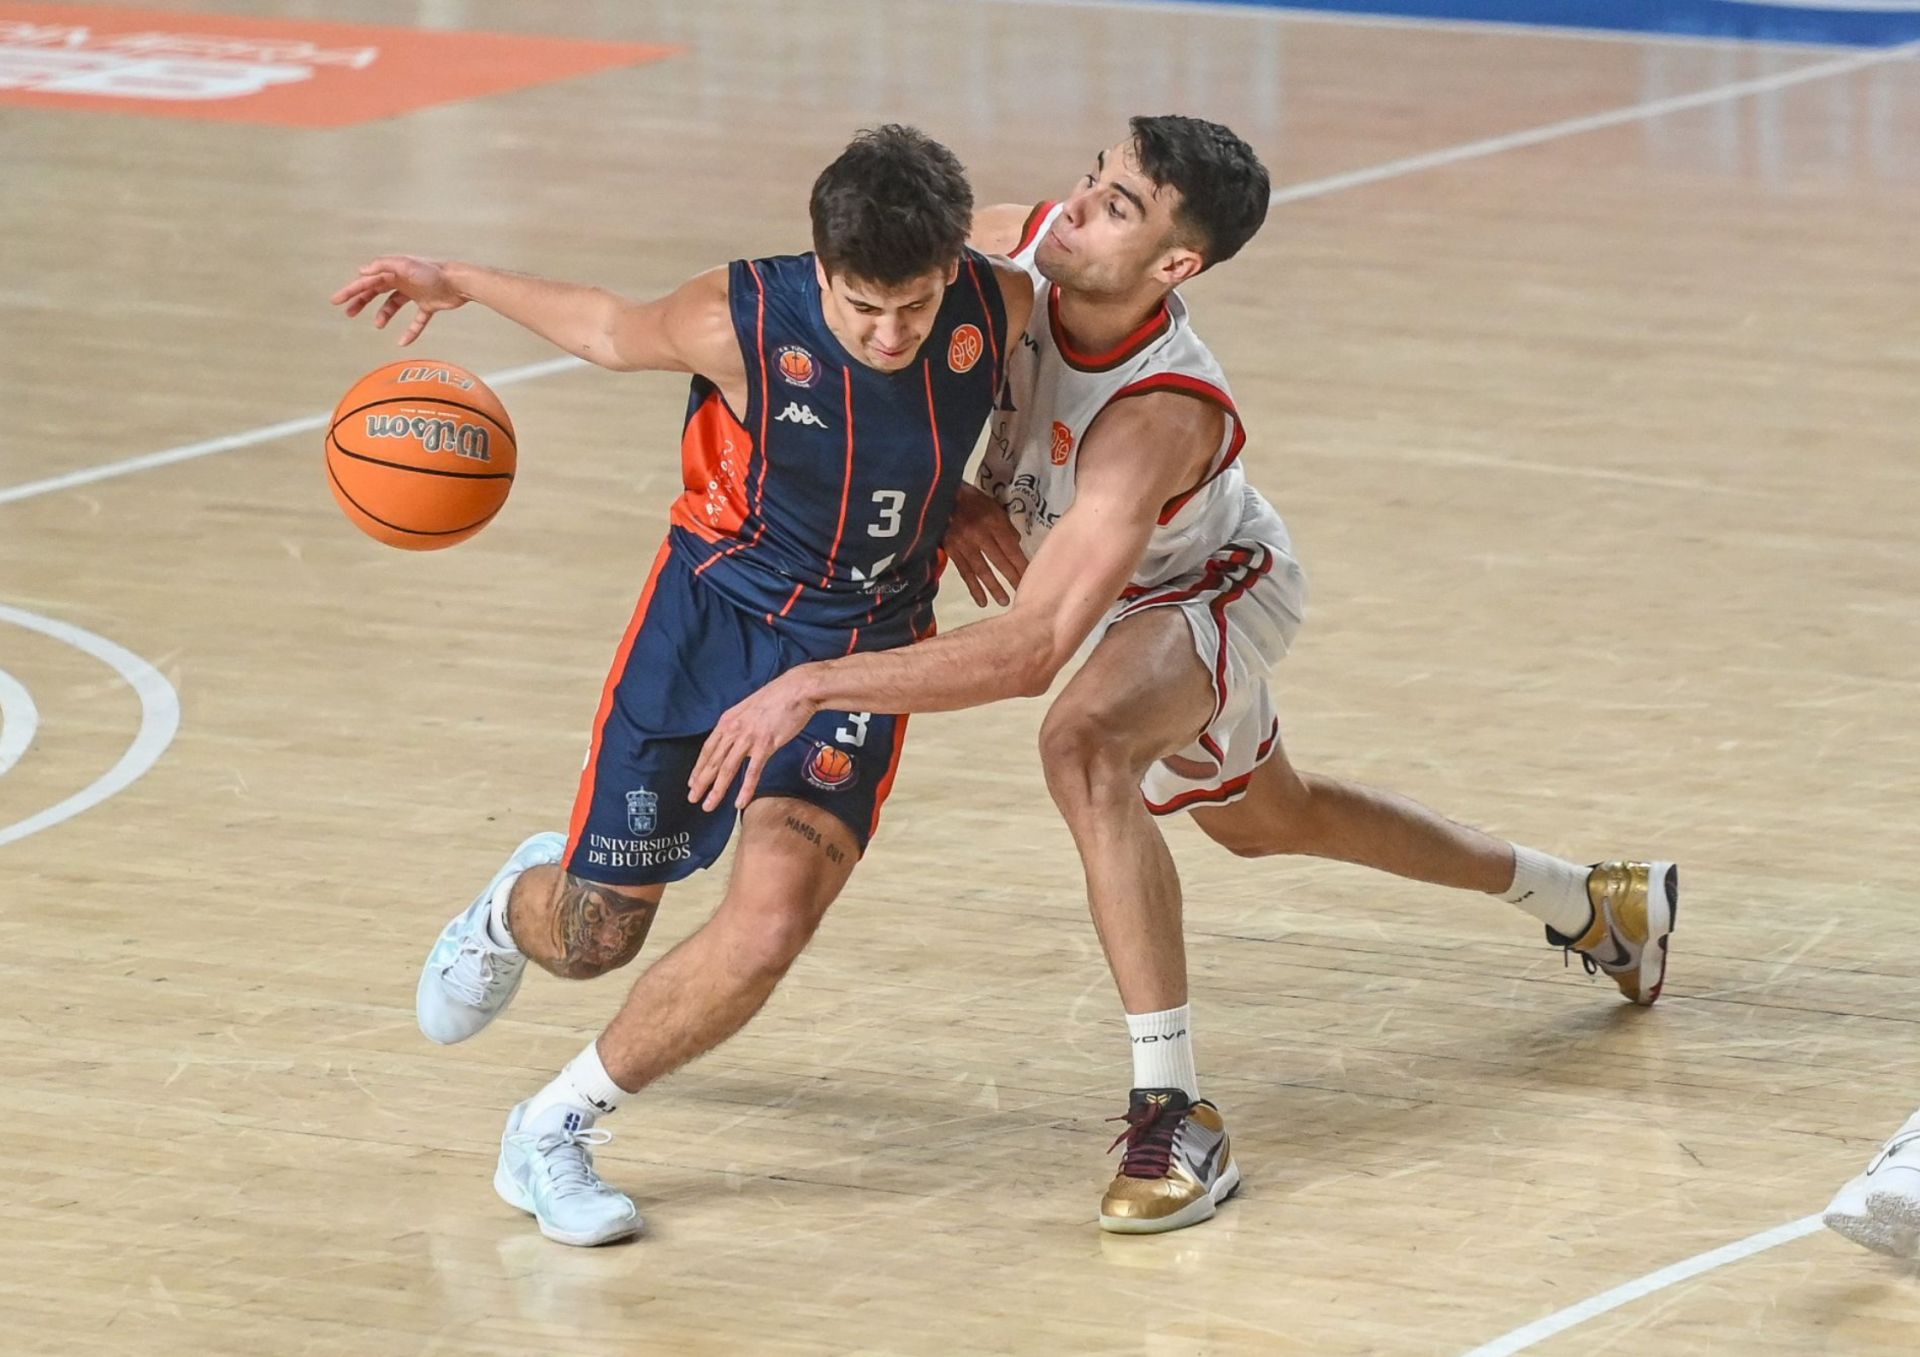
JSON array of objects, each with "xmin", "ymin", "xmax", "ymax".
[{"xmin": 1153, "ymin": 0, "xmax": 1920, "ymax": 47}]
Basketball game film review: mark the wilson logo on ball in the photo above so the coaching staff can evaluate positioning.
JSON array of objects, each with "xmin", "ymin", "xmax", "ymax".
[{"xmin": 365, "ymin": 413, "xmax": 493, "ymax": 463}]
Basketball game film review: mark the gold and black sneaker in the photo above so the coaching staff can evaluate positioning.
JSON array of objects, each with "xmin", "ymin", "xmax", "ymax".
[
  {"xmin": 1098, "ymin": 1088, "xmax": 1240, "ymax": 1235},
  {"xmin": 1547, "ymin": 860, "xmax": 1679, "ymax": 1005}
]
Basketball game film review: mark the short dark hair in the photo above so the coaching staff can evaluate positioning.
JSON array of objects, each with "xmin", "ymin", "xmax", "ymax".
[
  {"xmin": 810, "ymin": 125, "xmax": 973, "ymax": 287},
  {"xmin": 1128, "ymin": 115, "xmax": 1270, "ymax": 270}
]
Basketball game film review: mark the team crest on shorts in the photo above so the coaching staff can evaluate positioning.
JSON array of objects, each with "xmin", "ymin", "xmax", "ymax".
[
  {"xmin": 1050, "ymin": 420, "xmax": 1074, "ymax": 465},
  {"xmin": 626, "ymin": 788, "xmax": 659, "ymax": 835},
  {"xmin": 948, "ymin": 324, "xmax": 984, "ymax": 374},
  {"xmin": 776, "ymin": 345, "xmax": 818, "ymax": 388},
  {"xmin": 802, "ymin": 742, "xmax": 858, "ymax": 792}
]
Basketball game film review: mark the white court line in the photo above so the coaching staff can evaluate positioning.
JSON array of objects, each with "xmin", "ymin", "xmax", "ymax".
[
  {"xmin": 0, "ymin": 604, "xmax": 181, "ymax": 849},
  {"xmin": 1458, "ymin": 1215, "xmax": 1826, "ymax": 1356},
  {"xmin": 0, "ymin": 354, "xmax": 586, "ymax": 508},
  {"xmin": 1, "ymin": 45, "xmax": 1911, "ymax": 509},
  {"xmin": 971, "ymin": 0, "xmax": 1864, "ymax": 50},
  {"xmin": 1271, "ymin": 37, "xmax": 1920, "ymax": 202},
  {"xmin": 0, "ymin": 667, "xmax": 38, "ymax": 778}
]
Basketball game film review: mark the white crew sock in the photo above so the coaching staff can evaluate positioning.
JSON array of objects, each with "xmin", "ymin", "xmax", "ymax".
[
  {"xmin": 1127, "ymin": 1004, "xmax": 1199, "ymax": 1100},
  {"xmin": 1502, "ymin": 845, "xmax": 1594, "ymax": 938},
  {"xmin": 523, "ymin": 1040, "xmax": 631, "ymax": 1134},
  {"xmin": 484, "ymin": 871, "xmax": 522, "ymax": 954}
]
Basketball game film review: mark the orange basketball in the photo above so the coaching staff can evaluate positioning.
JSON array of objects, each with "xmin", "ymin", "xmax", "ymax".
[{"xmin": 324, "ymin": 360, "xmax": 517, "ymax": 550}]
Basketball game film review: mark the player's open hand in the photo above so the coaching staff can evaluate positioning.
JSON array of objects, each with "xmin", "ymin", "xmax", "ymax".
[
  {"xmin": 943, "ymin": 483, "xmax": 1027, "ymax": 608},
  {"xmin": 689, "ymin": 671, "xmax": 819, "ymax": 812},
  {"xmin": 330, "ymin": 255, "xmax": 467, "ymax": 346}
]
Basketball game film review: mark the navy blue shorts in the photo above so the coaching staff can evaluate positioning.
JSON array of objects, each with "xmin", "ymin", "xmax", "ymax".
[{"xmin": 562, "ymin": 541, "xmax": 909, "ymax": 886}]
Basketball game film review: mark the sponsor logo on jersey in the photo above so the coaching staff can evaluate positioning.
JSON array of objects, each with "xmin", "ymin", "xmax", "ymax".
[
  {"xmin": 776, "ymin": 345, "xmax": 817, "ymax": 387},
  {"xmin": 948, "ymin": 324, "xmax": 984, "ymax": 374},
  {"xmin": 776, "ymin": 402, "xmax": 828, "ymax": 429},
  {"xmin": 1050, "ymin": 420, "xmax": 1074, "ymax": 466},
  {"xmin": 625, "ymin": 788, "xmax": 658, "ymax": 836},
  {"xmin": 802, "ymin": 741, "xmax": 858, "ymax": 791}
]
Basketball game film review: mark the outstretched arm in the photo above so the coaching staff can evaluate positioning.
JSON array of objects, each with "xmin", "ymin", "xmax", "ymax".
[
  {"xmin": 331, "ymin": 256, "xmax": 741, "ymax": 385},
  {"xmin": 688, "ymin": 390, "xmax": 1224, "ymax": 809}
]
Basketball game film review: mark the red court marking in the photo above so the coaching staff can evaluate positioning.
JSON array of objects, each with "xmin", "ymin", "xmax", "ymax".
[{"xmin": 0, "ymin": 4, "xmax": 677, "ymax": 127}]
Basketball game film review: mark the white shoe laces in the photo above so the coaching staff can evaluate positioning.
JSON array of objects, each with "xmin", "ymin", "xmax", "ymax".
[
  {"xmin": 528, "ymin": 1127, "xmax": 616, "ymax": 1200},
  {"xmin": 443, "ymin": 938, "xmax": 514, "ymax": 1007},
  {"xmin": 1868, "ymin": 1129, "xmax": 1920, "ymax": 1175}
]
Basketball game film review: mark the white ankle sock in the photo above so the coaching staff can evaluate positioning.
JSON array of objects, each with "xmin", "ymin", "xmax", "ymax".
[
  {"xmin": 523, "ymin": 1041, "xmax": 630, "ymax": 1133},
  {"xmin": 1127, "ymin": 1004, "xmax": 1199, "ymax": 1099},
  {"xmin": 1502, "ymin": 846, "xmax": 1593, "ymax": 937},
  {"xmin": 484, "ymin": 872, "xmax": 522, "ymax": 954}
]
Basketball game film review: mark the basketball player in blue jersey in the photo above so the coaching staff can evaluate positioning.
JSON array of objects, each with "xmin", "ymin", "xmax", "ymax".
[
  {"xmin": 693, "ymin": 116, "xmax": 1677, "ymax": 1234},
  {"xmin": 332, "ymin": 126, "xmax": 1033, "ymax": 1247}
]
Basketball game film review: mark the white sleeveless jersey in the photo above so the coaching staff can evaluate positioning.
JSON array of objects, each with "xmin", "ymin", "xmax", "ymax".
[{"xmin": 977, "ymin": 201, "xmax": 1287, "ymax": 588}]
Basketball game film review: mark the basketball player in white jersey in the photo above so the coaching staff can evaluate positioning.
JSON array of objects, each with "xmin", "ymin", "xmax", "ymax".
[
  {"xmin": 691, "ymin": 116, "xmax": 1678, "ymax": 1234},
  {"xmin": 1825, "ymin": 1108, "xmax": 1920, "ymax": 1257}
]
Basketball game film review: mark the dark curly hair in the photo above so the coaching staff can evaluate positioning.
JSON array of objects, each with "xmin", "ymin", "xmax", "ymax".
[
  {"xmin": 810, "ymin": 125, "xmax": 974, "ymax": 287},
  {"xmin": 1129, "ymin": 115, "xmax": 1270, "ymax": 270}
]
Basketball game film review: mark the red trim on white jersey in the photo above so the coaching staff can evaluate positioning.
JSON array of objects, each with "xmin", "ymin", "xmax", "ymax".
[
  {"xmin": 1105, "ymin": 371, "xmax": 1247, "ymax": 525},
  {"xmin": 1013, "ymin": 201, "xmax": 1057, "ymax": 257},
  {"xmin": 1049, "ymin": 286, "xmax": 1174, "ymax": 372},
  {"xmin": 1145, "ymin": 717, "xmax": 1281, "ymax": 816},
  {"xmin": 1114, "ymin": 545, "xmax": 1273, "ymax": 734}
]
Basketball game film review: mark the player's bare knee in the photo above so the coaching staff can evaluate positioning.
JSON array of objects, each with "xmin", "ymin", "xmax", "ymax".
[
  {"xmin": 547, "ymin": 873, "xmax": 661, "ymax": 980},
  {"xmin": 723, "ymin": 898, "xmax": 823, "ymax": 980},
  {"xmin": 1038, "ymin": 705, "xmax": 1149, "ymax": 807}
]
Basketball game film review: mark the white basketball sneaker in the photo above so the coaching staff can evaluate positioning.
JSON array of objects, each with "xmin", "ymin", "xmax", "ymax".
[
  {"xmin": 416, "ymin": 831, "xmax": 564, "ymax": 1044},
  {"xmin": 1824, "ymin": 1107, "xmax": 1920, "ymax": 1259},
  {"xmin": 494, "ymin": 1101, "xmax": 643, "ymax": 1247}
]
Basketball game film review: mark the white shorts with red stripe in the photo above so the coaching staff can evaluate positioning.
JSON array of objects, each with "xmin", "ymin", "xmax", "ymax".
[{"xmin": 1099, "ymin": 530, "xmax": 1307, "ymax": 816}]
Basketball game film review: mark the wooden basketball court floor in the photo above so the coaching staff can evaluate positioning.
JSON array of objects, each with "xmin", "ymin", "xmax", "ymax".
[{"xmin": 3, "ymin": 1, "xmax": 1918, "ymax": 1352}]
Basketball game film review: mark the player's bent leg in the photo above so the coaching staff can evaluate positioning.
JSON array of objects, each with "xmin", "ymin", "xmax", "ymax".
[
  {"xmin": 1186, "ymin": 740, "xmax": 1512, "ymax": 892},
  {"xmin": 495, "ymin": 798, "xmax": 860, "ymax": 1247},
  {"xmin": 506, "ymin": 866, "xmax": 665, "ymax": 980},
  {"xmin": 1039, "ymin": 606, "xmax": 1215, "ymax": 1015},
  {"xmin": 593, "ymin": 796, "xmax": 859, "ymax": 1095},
  {"xmin": 1187, "ymin": 737, "xmax": 1678, "ymax": 1005},
  {"xmin": 1039, "ymin": 610, "xmax": 1243, "ymax": 1234}
]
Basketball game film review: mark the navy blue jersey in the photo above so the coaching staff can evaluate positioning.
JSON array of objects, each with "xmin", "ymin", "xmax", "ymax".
[{"xmin": 668, "ymin": 249, "xmax": 1009, "ymax": 652}]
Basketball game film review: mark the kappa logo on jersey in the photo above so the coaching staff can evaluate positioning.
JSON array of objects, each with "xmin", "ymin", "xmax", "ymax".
[
  {"xmin": 948, "ymin": 324, "xmax": 984, "ymax": 374},
  {"xmin": 1050, "ymin": 420, "xmax": 1074, "ymax": 466},
  {"xmin": 802, "ymin": 742, "xmax": 858, "ymax": 791},
  {"xmin": 776, "ymin": 402, "xmax": 828, "ymax": 429},
  {"xmin": 775, "ymin": 345, "xmax": 817, "ymax": 388}
]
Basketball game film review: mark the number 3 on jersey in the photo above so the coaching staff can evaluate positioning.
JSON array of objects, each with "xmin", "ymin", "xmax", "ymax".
[
  {"xmin": 868, "ymin": 489, "xmax": 905, "ymax": 538},
  {"xmin": 835, "ymin": 711, "xmax": 872, "ymax": 747}
]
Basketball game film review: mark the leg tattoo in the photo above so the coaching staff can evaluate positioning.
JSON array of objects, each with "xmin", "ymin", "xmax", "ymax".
[{"xmin": 547, "ymin": 874, "xmax": 660, "ymax": 980}]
